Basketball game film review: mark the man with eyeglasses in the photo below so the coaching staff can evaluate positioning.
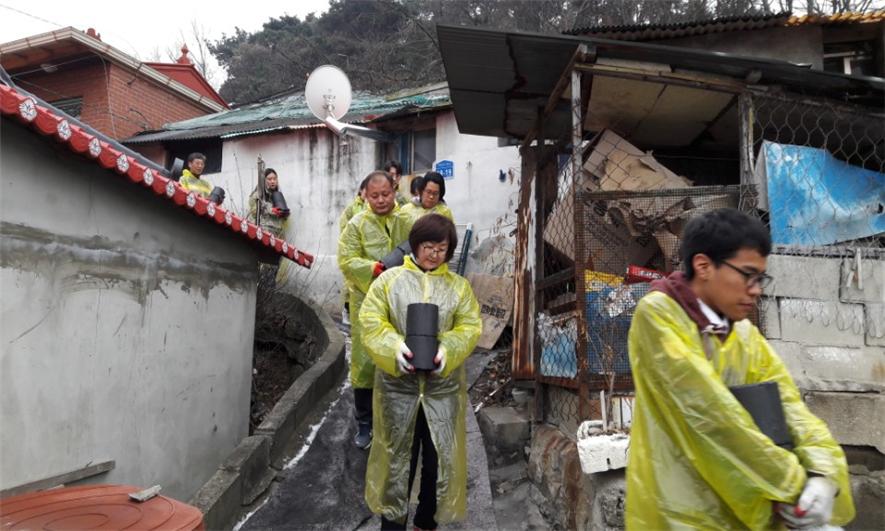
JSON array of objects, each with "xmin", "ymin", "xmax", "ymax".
[{"xmin": 625, "ymin": 208, "xmax": 854, "ymax": 530}]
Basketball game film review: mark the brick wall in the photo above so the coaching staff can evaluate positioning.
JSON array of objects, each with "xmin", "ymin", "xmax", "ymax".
[{"xmin": 13, "ymin": 58, "xmax": 212, "ymax": 140}]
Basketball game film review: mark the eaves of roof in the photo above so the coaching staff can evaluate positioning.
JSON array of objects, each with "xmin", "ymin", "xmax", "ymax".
[
  {"xmin": 438, "ymin": 24, "xmax": 885, "ymax": 139},
  {"xmin": 0, "ymin": 82, "xmax": 313, "ymax": 268},
  {"xmin": 0, "ymin": 27, "xmax": 226, "ymax": 113}
]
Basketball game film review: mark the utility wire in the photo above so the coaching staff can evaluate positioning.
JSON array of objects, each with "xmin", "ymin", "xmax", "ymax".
[{"xmin": 0, "ymin": 3, "xmax": 64, "ymax": 30}]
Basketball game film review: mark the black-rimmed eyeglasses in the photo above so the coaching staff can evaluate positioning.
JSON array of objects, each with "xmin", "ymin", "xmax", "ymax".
[{"xmin": 721, "ymin": 260, "xmax": 773, "ymax": 290}]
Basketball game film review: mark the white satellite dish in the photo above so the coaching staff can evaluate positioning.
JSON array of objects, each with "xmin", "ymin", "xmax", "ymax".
[
  {"xmin": 305, "ymin": 65, "xmax": 352, "ymax": 121},
  {"xmin": 304, "ymin": 65, "xmax": 393, "ymax": 142}
]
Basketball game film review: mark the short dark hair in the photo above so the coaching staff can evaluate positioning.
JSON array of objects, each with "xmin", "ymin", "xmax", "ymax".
[
  {"xmin": 680, "ymin": 208, "xmax": 772, "ymax": 279},
  {"xmin": 419, "ymin": 171, "xmax": 446, "ymax": 201},
  {"xmin": 358, "ymin": 175, "xmax": 371, "ymax": 192},
  {"xmin": 187, "ymin": 152, "xmax": 206, "ymax": 164},
  {"xmin": 385, "ymin": 160, "xmax": 403, "ymax": 175},
  {"xmin": 410, "ymin": 176, "xmax": 424, "ymax": 195},
  {"xmin": 264, "ymin": 168, "xmax": 277, "ymax": 177},
  {"xmin": 365, "ymin": 170, "xmax": 394, "ymax": 189},
  {"xmin": 409, "ymin": 214, "xmax": 458, "ymax": 262}
]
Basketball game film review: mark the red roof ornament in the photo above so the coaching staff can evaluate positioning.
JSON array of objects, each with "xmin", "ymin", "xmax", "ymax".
[{"xmin": 177, "ymin": 45, "xmax": 192, "ymax": 65}]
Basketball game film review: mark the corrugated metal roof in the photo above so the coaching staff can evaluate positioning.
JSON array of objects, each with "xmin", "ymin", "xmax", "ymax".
[
  {"xmin": 125, "ymin": 88, "xmax": 450, "ymax": 144},
  {"xmin": 438, "ymin": 24, "xmax": 885, "ymax": 140},
  {"xmin": 567, "ymin": 10, "xmax": 885, "ymax": 40}
]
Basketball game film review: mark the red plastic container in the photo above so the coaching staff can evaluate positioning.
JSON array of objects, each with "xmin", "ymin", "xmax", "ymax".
[{"xmin": 0, "ymin": 484, "xmax": 204, "ymax": 530}]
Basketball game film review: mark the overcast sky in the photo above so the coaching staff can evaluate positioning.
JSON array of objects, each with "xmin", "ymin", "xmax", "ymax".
[{"xmin": 0, "ymin": 0, "xmax": 331, "ymax": 89}]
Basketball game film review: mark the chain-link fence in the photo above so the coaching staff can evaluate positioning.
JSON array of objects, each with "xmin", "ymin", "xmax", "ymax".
[
  {"xmin": 749, "ymin": 93, "xmax": 884, "ymax": 342},
  {"xmin": 531, "ymin": 76, "xmax": 884, "ymax": 434}
]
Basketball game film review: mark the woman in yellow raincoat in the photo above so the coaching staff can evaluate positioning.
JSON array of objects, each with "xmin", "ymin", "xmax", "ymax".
[
  {"xmin": 338, "ymin": 171, "xmax": 412, "ymax": 449},
  {"xmin": 360, "ymin": 213, "xmax": 482, "ymax": 529},
  {"xmin": 626, "ymin": 208, "xmax": 854, "ymax": 530},
  {"xmin": 401, "ymin": 171, "xmax": 454, "ymax": 223}
]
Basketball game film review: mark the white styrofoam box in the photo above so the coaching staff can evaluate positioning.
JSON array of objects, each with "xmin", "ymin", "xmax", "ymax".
[{"xmin": 576, "ymin": 433, "xmax": 630, "ymax": 475}]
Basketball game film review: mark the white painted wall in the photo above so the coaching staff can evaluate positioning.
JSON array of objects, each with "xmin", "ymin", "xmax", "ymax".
[
  {"xmin": 204, "ymin": 111, "xmax": 521, "ymax": 314},
  {"xmin": 1, "ymin": 123, "xmax": 258, "ymax": 500}
]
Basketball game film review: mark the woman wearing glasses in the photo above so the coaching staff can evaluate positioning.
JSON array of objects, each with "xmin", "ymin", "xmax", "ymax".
[
  {"xmin": 359, "ymin": 214, "xmax": 481, "ymax": 530},
  {"xmin": 401, "ymin": 171, "xmax": 454, "ymax": 223}
]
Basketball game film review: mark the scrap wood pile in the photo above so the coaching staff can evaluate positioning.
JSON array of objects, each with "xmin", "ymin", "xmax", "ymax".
[{"xmin": 539, "ymin": 130, "xmax": 740, "ymax": 380}]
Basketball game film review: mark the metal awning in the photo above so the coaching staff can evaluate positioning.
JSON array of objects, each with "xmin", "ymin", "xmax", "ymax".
[{"xmin": 437, "ymin": 24, "xmax": 885, "ymax": 141}]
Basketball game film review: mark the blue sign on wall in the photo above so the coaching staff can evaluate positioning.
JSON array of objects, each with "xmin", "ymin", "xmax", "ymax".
[{"xmin": 435, "ymin": 160, "xmax": 454, "ymax": 180}]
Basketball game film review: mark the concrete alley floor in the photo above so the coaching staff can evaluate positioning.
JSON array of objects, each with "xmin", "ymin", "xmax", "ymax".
[{"xmin": 238, "ymin": 340, "xmax": 498, "ymax": 530}]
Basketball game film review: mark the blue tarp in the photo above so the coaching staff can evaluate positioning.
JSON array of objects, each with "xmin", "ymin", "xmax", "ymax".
[{"xmin": 762, "ymin": 141, "xmax": 885, "ymax": 246}]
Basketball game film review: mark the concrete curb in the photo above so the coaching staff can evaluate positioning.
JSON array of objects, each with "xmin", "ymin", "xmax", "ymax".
[{"xmin": 189, "ymin": 297, "xmax": 347, "ymax": 530}]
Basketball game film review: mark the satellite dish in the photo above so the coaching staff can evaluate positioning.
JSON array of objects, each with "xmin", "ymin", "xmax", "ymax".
[
  {"xmin": 306, "ymin": 65, "xmax": 352, "ymax": 121},
  {"xmin": 304, "ymin": 65, "xmax": 394, "ymax": 143}
]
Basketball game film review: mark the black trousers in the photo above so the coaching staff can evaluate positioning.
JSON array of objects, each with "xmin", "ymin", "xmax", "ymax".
[
  {"xmin": 380, "ymin": 406, "xmax": 438, "ymax": 530},
  {"xmin": 354, "ymin": 387, "xmax": 373, "ymax": 424}
]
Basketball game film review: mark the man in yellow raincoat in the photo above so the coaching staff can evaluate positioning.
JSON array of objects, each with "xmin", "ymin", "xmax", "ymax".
[
  {"xmin": 401, "ymin": 171, "xmax": 454, "ymax": 223},
  {"xmin": 338, "ymin": 171, "xmax": 413, "ymax": 449},
  {"xmin": 360, "ymin": 213, "xmax": 481, "ymax": 529},
  {"xmin": 626, "ymin": 208, "xmax": 854, "ymax": 529},
  {"xmin": 179, "ymin": 152, "xmax": 213, "ymax": 198}
]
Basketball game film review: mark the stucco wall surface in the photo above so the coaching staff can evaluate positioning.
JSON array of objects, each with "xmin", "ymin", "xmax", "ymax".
[{"xmin": 1, "ymin": 122, "xmax": 259, "ymax": 500}]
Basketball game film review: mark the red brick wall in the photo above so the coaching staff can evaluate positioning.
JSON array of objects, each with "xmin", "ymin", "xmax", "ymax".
[{"xmin": 13, "ymin": 58, "xmax": 213, "ymax": 140}]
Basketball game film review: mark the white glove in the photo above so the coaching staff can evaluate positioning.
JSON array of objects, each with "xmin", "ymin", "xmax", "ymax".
[
  {"xmin": 431, "ymin": 347, "xmax": 447, "ymax": 376},
  {"xmin": 778, "ymin": 477, "xmax": 838, "ymax": 528},
  {"xmin": 396, "ymin": 342, "xmax": 415, "ymax": 375}
]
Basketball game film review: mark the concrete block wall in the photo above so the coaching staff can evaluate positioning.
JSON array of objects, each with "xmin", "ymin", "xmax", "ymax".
[{"xmin": 762, "ymin": 252, "xmax": 885, "ymax": 462}]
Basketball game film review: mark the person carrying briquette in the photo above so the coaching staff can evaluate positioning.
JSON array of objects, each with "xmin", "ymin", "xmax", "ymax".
[
  {"xmin": 359, "ymin": 213, "xmax": 482, "ymax": 530},
  {"xmin": 626, "ymin": 208, "xmax": 854, "ymax": 530},
  {"xmin": 248, "ymin": 167, "xmax": 289, "ymax": 237},
  {"xmin": 401, "ymin": 171, "xmax": 454, "ymax": 224},
  {"xmin": 337, "ymin": 171, "xmax": 412, "ymax": 449}
]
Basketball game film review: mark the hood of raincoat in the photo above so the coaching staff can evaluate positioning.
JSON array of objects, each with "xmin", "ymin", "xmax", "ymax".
[
  {"xmin": 650, "ymin": 271, "xmax": 727, "ymax": 335},
  {"xmin": 359, "ymin": 254, "xmax": 482, "ymax": 524}
]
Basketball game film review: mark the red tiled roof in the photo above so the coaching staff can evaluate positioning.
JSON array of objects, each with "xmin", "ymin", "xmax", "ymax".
[
  {"xmin": 787, "ymin": 9, "xmax": 885, "ymax": 25},
  {"xmin": 0, "ymin": 83, "xmax": 313, "ymax": 269}
]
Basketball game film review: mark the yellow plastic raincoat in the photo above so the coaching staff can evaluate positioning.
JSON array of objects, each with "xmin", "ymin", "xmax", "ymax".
[
  {"xmin": 359, "ymin": 255, "xmax": 482, "ymax": 524},
  {"xmin": 337, "ymin": 206, "xmax": 413, "ymax": 389},
  {"xmin": 338, "ymin": 194, "xmax": 368, "ymax": 307},
  {"xmin": 179, "ymin": 169, "xmax": 213, "ymax": 198},
  {"xmin": 400, "ymin": 202, "xmax": 454, "ymax": 224},
  {"xmin": 339, "ymin": 194, "xmax": 367, "ymax": 232},
  {"xmin": 395, "ymin": 183, "xmax": 410, "ymax": 207},
  {"xmin": 626, "ymin": 291, "xmax": 855, "ymax": 530}
]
